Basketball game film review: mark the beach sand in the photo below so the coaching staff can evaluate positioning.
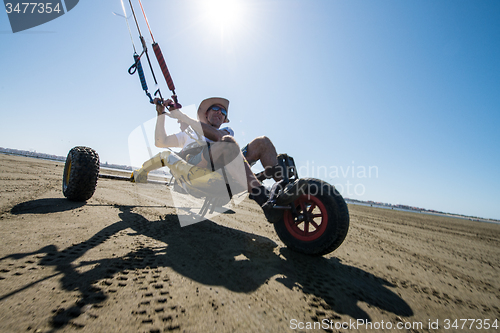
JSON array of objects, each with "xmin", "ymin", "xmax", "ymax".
[{"xmin": 0, "ymin": 154, "xmax": 499, "ymax": 332}]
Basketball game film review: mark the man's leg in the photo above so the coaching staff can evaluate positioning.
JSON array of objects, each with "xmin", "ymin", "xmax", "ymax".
[
  {"xmin": 206, "ymin": 136, "xmax": 261, "ymax": 191},
  {"xmin": 131, "ymin": 151, "xmax": 170, "ymax": 183},
  {"xmin": 205, "ymin": 136, "xmax": 303, "ymax": 223},
  {"xmin": 243, "ymin": 136, "xmax": 282, "ymax": 181}
]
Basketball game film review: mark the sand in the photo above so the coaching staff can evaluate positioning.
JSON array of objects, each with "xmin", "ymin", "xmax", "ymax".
[{"xmin": 0, "ymin": 153, "xmax": 499, "ymax": 332}]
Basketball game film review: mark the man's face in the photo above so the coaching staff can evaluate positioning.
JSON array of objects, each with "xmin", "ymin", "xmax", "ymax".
[{"xmin": 205, "ymin": 104, "xmax": 227, "ymax": 128}]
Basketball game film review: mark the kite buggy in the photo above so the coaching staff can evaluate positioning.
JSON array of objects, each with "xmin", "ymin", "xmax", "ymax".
[{"xmin": 61, "ymin": 0, "xmax": 349, "ymax": 256}]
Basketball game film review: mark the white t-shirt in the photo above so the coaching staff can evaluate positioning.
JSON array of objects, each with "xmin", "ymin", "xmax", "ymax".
[{"xmin": 175, "ymin": 127, "xmax": 234, "ymax": 150}]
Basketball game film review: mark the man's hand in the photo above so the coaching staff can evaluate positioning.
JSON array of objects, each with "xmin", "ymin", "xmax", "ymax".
[
  {"xmin": 154, "ymin": 98, "xmax": 166, "ymax": 116},
  {"xmin": 166, "ymin": 99, "xmax": 182, "ymax": 110},
  {"xmin": 154, "ymin": 97, "xmax": 189, "ymax": 131},
  {"xmin": 155, "ymin": 98, "xmax": 183, "ymax": 114}
]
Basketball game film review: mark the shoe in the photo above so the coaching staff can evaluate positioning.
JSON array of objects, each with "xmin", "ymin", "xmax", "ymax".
[
  {"xmin": 275, "ymin": 178, "xmax": 308, "ymax": 205},
  {"xmin": 249, "ymin": 185, "xmax": 283, "ymax": 223},
  {"xmin": 131, "ymin": 169, "xmax": 148, "ymax": 183},
  {"xmin": 262, "ymin": 206, "xmax": 283, "ymax": 223},
  {"xmin": 261, "ymin": 180, "xmax": 284, "ymax": 209}
]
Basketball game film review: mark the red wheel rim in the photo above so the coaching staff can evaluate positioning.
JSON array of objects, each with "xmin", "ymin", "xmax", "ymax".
[{"xmin": 283, "ymin": 194, "xmax": 328, "ymax": 241}]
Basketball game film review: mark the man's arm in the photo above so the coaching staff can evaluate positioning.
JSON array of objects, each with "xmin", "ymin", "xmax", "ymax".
[
  {"xmin": 197, "ymin": 119, "xmax": 229, "ymax": 142},
  {"xmin": 167, "ymin": 109, "xmax": 228, "ymax": 142},
  {"xmin": 155, "ymin": 98, "xmax": 229, "ymax": 143},
  {"xmin": 155, "ymin": 113, "xmax": 179, "ymax": 148}
]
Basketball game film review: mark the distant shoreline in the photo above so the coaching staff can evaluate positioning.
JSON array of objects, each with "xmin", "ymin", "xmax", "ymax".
[
  {"xmin": 0, "ymin": 147, "xmax": 168, "ymax": 176},
  {"xmin": 345, "ymin": 200, "xmax": 500, "ymax": 225},
  {"xmin": 0, "ymin": 147, "xmax": 133, "ymax": 172},
  {"xmin": 1, "ymin": 146, "xmax": 498, "ymax": 224}
]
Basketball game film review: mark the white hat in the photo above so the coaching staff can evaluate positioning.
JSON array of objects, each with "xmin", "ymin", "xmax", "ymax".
[{"xmin": 197, "ymin": 97, "xmax": 230, "ymax": 123}]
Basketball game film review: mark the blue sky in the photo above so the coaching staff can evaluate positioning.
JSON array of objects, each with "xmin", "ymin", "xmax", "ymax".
[{"xmin": 1, "ymin": 0, "xmax": 499, "ymax": 220}]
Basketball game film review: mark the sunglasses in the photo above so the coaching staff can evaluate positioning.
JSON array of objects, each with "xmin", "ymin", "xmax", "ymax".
[{"xmin": 209, "ymin": 105, "xmax": 227, "ymax": 117}]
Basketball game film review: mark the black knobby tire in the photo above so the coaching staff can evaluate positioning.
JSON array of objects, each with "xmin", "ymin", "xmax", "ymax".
[
  {"xmin": 273, "ymin": 178, "xmax": 349, "ymax": 256},
  {"xmin": 62, "ymin": 146, "xmax": 100, "ymax": 201}
]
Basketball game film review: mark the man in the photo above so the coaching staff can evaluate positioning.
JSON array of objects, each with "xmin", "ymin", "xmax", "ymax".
[{"xmin": 142, "ymin": 97, "xmax": 302, "ymax": 222}]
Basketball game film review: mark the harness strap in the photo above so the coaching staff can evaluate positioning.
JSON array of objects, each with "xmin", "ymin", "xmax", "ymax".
[
  {"xmin": 206, "ymin": 142, "xmax": 233, "ymax": 200},
  {"xmin": 206, "ymin": 142, "xmax": 216, "ymax": 172}
]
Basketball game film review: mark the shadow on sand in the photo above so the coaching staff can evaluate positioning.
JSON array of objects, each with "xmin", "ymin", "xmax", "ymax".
[
  {"xmin": 10, "ymin": 198, "xmax": 86, "ymax": 214},
  {"xmin": 2, "ymin": 200, "xmax": 413, "ymax": 331}
]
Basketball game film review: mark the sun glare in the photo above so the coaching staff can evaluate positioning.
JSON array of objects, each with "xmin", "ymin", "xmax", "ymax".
[{"xmin": 202, "ymin": 0, "xmax": 245, "ymax": 31}]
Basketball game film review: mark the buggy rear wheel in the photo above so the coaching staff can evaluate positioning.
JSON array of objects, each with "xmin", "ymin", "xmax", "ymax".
[
  {"xmin": 273, "ymin": 178, "xmax": 349, "ymax": 256},
  {"xmin": 62, "ymin": 146, "xmax": 100, "ymax": 201}
]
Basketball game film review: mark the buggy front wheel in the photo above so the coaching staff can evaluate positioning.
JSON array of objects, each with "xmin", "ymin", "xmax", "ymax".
[{"xmin": 273, "ymin": 178, "xmax": 349, "ymax": 256}]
